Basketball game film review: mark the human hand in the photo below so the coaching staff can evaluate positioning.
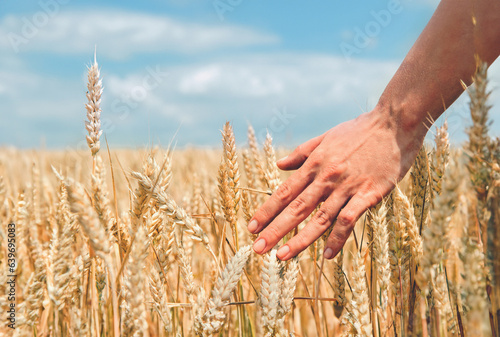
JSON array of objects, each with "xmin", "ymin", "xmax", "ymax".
[{"xmin": 247, "ymin": 108, "xmax": 425, "ymax": 260}]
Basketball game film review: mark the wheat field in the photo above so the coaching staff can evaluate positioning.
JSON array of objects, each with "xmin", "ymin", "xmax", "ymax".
[{"xmin": 0, "ymin": 58, "xmax": 499, "ymax": 337}]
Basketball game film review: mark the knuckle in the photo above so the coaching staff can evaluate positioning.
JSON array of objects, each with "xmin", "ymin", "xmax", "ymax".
[
  {"xmin": 294, "ymin": 144, "xmax": 304, "ymax": 155},
  {"xmin": 309, "ymin": 149, "xmax": 326, "ymax": 168},
  {"xmin": 288, "ymin": 198, "xmax": 307, "ymax": 217},
  {"xmin": 363, "ymin": 192, "xmax": 381, "ymax": 209},
  {"xmin": 363, "ymin": 178, "xmax": 378, "ymax": 192},
  {"xmin": 274, "ymin": 182, "xmax": 292, "ymax": 202},
  {"xmin": 255, "ymin": 207, "xmax": 271, "ymax": 224},
  {"xmin": 328, "ymin": 230, "xmax": 347, "ymax": 246},
  {"xmin": 313, "ymin": 209, "xmax": 331, "ymax": 227},
  {"xmin": 359, "ymin": 181, "xmax": 381, "ymax": 201},
  {"xmin": 337, "ymin": 209, "xmax": 357, "ymax": 227},
  {"xmin": 264, "ymin": 225, "xmax": 281, "ymax": 243},
  {"xmin": 293, "ymin": 234, "xmax": 309, "ymax": 253},
  {"xmin": 321, "ymin": 162, "xmax": 343, "ymax": 180},
  {"xmin": 306, "ymin": 152, "xmax": 322, "ymax": 168}
]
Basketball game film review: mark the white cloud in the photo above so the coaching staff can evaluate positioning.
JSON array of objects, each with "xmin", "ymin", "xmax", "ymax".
[
  {"xmin": 171, "ymin": 54, "xmax": 397, "ymax": 106},
  {"xmin": 2, "ymin": 49, "xmax": 500, "ymax": 149},
  {"xmin": 0, "ymin": 52, "xmax": 399, "ymax": 147},
  {"xmin": 0, "ymin": 10, "xmax": 278, "ymax": 58},
  {"xmin": 100, "ymin": 53, "xmax": 401, "ymax": 146}
]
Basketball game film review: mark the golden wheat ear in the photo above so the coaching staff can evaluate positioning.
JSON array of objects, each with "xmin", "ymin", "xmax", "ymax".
[{"xmin": 85, "ymin": 54, "xmax": 103, "ymax": 159}]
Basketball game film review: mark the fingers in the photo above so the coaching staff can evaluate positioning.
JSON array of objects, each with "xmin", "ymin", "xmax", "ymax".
[
  {"xmin": 276, "ymin": 191, "xmax": 348, "ymax": 260},
  {"xmin": 252, "ymin": 182, "xmax": 326, "ymax": 255},
  {"xmin": 323, "ymin": 193, "xmax": 375, "ymax": 260},
  {"xmin": 248, "ymin": 167, "xmax": 314, "ymax": 234},
  {"xmin": 277, "ymin": 134, "xmax": 325, "ymax": 171}
]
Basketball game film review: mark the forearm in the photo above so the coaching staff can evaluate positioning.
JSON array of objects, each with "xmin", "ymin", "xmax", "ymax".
[{"xmin": 376, "ymin": 0, "xmax": 500, "ymax": 138}]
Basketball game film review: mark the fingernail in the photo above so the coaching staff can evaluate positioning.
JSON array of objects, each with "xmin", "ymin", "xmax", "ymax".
[
  {"xmin": 277, "ymin": 245, "xmax": 290, "ymax": 259},
  {"xmin": 253, "ymin": 238, "xmax": 266, "ymax": 254},
  {"xmin": 276, "ymin": 155, "xmax": 288, "ymax": 163},
  {"xmin": 324, "ymin": 247, "xmax": 334, "ymax": 259},
  {"xmin": 248, "ymin": 220, "xmax": 258, "ymax": 233}
]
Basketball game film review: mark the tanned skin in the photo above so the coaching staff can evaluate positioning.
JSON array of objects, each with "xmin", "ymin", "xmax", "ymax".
[{"xmin": 246, "ymin": 0, "xmax": 500, "ymax": 260}]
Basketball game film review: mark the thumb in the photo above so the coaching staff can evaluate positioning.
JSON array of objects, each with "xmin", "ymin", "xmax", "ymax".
[{"xmin": 277, "ymin": 134, "xmax": 325, "ymax": 170}]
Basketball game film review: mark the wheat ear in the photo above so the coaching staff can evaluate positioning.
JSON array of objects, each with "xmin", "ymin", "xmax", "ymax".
[
  {"xmin": 263, "ymin": 133, "xmax": 281, "ymax": 192},
  {"xmin": 370, "ymin": 202, "xmax": 390, "ymax": 326},
  {"xmin": 67, "ymin": 180, "xmax": 111, "ymax": 256},
  {"xmin": 411, "ymin": 146, "xmax": 430, "ymax": 229},
  {"xmin": 417, "ymin": 157, "xmax": 457, "ymax": 297},
  {"xmin": 132, "ymin": 170, "xmax": 215, "ymax": 259},
  {"xmin": 277, "ymin": 257, "xmax": 299, "ymax": 333},
  {"xmin": 259, "ymin": 249, "xmax": 282, "ymax": 336},
  {"xmin": 149, "ymin": 264, "xmax": 172, "ymax": 332},
  {"xmin": 332, "ymin": 250, "xmax": 347, "ymax": 318},
  {"xmin": 90, "ymin": 156, "xmax": 115, "ymax": 236},
  {"xmin": 85, "ymin": 53, "xmax": 103, "ymax": 157},
  {"xmin": 222, "ymin": 121, "xmax": 241, "ymax": 214},
  {"xmin": 350, "ymin": 251, "xmax": 372, "ymax": 336},
  {"xmin": 52, "ymin": 174, "xmax": 77, "ymax": 310},
  {"xmin": 429, "ymin": 121, "xmax": 450, "ymax": 199},
  {"xmin": 131, "ymin": 155, "xmax": 156, "ymax": 230},
  {"xmin": 176, "ymin": 238, "xmax": 197, "ymax": 306},
  {"xmin": 198, "ymin": 245, "xmax": 252, "ymax": 335},
  {"xmin": 121, "ymin": 225, "xmax": 149, "ymax": 337},
  {"xmin": 394, "ymin": 186, "xmax": 422, "ymax": 264},
  {"xmin": 247, "ymin": 125, "xmax": 268, "ymax": 190},
  {"xmin": 24, "ymin": 252, "xmax": 47, "ymax": 327}
]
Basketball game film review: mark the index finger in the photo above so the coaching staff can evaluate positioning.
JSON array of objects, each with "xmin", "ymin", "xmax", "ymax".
[{"xmin": 247, "ymin": 166, "xmax": 314, "ymax": 234}]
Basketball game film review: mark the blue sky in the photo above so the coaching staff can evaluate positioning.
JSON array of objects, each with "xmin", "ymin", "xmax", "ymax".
[{"xmin": 0, "ymin": 0, "xmax": 499, "ymax": 149}]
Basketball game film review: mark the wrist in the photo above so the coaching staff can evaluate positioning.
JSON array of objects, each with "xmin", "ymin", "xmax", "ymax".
[{"xmin": 373, "ymin": 97, "xmax": 429, "ymax": 142}]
